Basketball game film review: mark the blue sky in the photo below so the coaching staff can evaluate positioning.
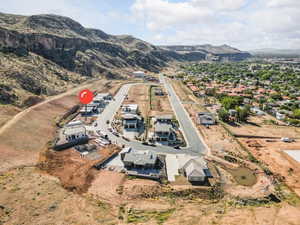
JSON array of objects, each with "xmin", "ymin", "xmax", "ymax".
[{"xmin": 1, "ymin": 0, "xmax": 300, "ymax": 50}]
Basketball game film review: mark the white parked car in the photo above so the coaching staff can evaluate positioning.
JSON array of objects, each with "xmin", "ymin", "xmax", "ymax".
[{"xmin": 281, "ymin": 137, "xmax": 294, "ymax": 143}]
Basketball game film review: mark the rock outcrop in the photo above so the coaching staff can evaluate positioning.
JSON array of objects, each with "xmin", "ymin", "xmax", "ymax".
[{"xmin": 0, "ymin": 12, "xmax": 251, "ymax": 106}]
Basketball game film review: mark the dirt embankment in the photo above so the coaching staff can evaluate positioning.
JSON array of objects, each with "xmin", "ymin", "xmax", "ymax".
[
  {"xmin": 38, "ymin": 149, "xmax": 98, "ymax": 194},
  {"xmin": 38, "ymin": 144, "xmax": 121, "ymax": 194}
]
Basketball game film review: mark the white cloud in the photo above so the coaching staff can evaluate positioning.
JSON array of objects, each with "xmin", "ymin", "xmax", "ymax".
[
  {"xmin": 250, "ymin": 7, "xmax": 300, "ymax": 33},
  {"xmin": 131, "ymin": 0, "xmax": 300, "ymax": 50},
  {"xmin": 191, "ymin": 0, "xmax": 247, "ymax": 11},
  {"xmin": 131, "ymin": 0, "xmax": 213, "ymax": 31},
  {"xmin": 267, "ymin": 0, "xmax": 300, "ymax": 8}
]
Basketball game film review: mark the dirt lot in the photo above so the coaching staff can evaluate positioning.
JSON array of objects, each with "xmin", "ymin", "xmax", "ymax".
[
  {"xmin": 0, "ymin": 167, "xmax": 119, "ymax": 225},
  {"xmin": 0, "ymin": 79, "xmax": 124, "ymax": 173},
  {"xmin": 149, "ymin": 85, "xmax": 173, "ymax": 117},
  {"xmin": 165, "ymin": 201, "xmax": 300, "ymax": 225},
  {"xmin": 39, "ymin": 148, "xmax": 98, "ymax": 194},
  {"xmin": 124, "ymin": 84, "xmax": 150, "ymax": 119},
  {"xmin": 89, "ymin": 170, "xmax": 161, "ymax": 204},
  {"xmin": 228, "ymin": 115, "xmax": 300, "ymax": 139}
]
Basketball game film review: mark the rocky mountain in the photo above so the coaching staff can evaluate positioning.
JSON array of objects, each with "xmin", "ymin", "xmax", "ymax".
[
  {"xmin": 161, "ymin": 44, "xmax": 251, "ymax": 61},
  {"xmin": 0, "ymin": 12, "xmax": 251, "ymax": 106}
]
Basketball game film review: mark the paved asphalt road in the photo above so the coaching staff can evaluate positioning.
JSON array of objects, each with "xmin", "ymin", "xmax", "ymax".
[
  {"xmin": 91, "ymin": 77, "xmax": 207, "ymax": 156},
  {"xmin": 161, "ymin": 75, "xmax": 207, "ymax": 155}
]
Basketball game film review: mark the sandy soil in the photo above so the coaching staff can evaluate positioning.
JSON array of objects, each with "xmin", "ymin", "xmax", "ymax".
[
  {"xmin": 38, "ymin": 149, "xmax": 101, "ymax": 194},
  {"xmin": 0, "ymin": 167, "xmax": 118, "ymax": 225},
  {"xmin": 0, "ymin": 105, "xmax": 21, "ymax": 128},
  {"xmin": 2, "ymin": 166, "xmax": 300, "ymax": 225},
  {"xmin": 229, "ymin": 115, "xmax": 300, "ymax": 139},
  {"xmin": 124, "ymin": 84, "xmax": 150, "ymax": 119},
  {"xmin": 149, "ymin": 85, "xmax": 173, "ymax": 117},
  {"xmin": 122, "ymin": 178, "xmax": 161, "ymax": 199},
  {"xmin": 239, "ymin": 138, "xmax": 300, "ymax": 196},
  {"xmin": 89, "ymin": 171, "xmax": 161, "ymax": 204},
  {"xmin": 164, "ymin": 200, "xmax": 300, "ymax": 225},
  {"xmin": 0, "ymin": 95, "xmax": 77, "ymax": 173},
  {"xmin": 88, "ymin": 170, "xmax": 126, "ymax": 204}
]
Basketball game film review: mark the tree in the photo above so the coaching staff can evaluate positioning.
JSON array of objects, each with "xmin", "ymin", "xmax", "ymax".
[
  {"xmin": 293, "ymin": 109, "xmax": 300, "ymax": 119},
  {"xmin": 236, "ymin": 106, "xmax": 250, "ymax": 122},
  {"xmin": 270, "ymin": 93, "xmax": 282, "ymax": 101},
  {"xmin": 218, "ymin": 108, "xmax": 230, "ymax": 122},
  {"xmin": 220, "ymin": 96, "xmax": 243, "ymax": 110}
]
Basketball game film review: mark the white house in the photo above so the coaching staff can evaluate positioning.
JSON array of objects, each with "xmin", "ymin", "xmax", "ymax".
[
  {"xmin": 65, "ymin": 120, "xmax": 83, "ymax": 127},
  {"xmin": 122, "ymin": 104, "xmax": 138, "ymax": 114},
  {"xmin": 63, "ymin": 126, "xmax": 88, "ymax": 142},
  {"xmin": 276, "ymin": 111, "xmax": 286, "ymax": 120},
  {"xmin": 182, "ymin": 157, "xmax": 210, "ymax": 182}
]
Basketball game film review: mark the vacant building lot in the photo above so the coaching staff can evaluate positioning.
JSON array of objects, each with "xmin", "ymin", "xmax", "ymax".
[
  {"xmin": 149, "ymin": 85, "xmax": 173, "ymax": 117},
  {"xmin": 123, "ymin": 84, "xmax": 150, "ymax": 119}
]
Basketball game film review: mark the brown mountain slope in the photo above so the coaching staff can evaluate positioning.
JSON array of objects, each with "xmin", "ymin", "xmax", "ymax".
[{"xmin": 0, "ymin": 12, "xmax": 251, "ymax": 106}]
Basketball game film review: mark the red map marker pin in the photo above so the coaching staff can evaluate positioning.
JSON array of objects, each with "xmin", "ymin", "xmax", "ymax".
[{"xmin": 79, "ymin": 89, "xmax": 94, "ymax": 104}]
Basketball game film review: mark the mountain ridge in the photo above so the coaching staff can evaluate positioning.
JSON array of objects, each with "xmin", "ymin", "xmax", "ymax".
[
  {"xmin": 0, "ymin": 12, "xmax": 251, "ymax": 106},
  {"xmin": 249, "ymin": 48, "xmax": 300, "ymax": 56}
]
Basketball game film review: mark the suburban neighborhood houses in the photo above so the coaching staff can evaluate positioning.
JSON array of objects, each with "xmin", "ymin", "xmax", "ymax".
[
  {"xmin": 51, "ymin": 73, "xmax": 215, "ymax": 186},
  {"xmin": 26, "ymin": 60, "xmax": 298, "ymax": 225}
]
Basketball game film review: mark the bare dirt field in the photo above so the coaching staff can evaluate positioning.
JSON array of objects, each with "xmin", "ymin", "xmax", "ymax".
[
  {"xmin": 124, "ymin": 84, "xmax": 150, "ymax": 119},
  {"xmin": 149, "ymin": 85, "xmax": 174, "ymax": 117},
  {"xmin": 88, "ymin": 170, "xmax": 126, "ymax": 204},
  {"xmin": 38, "ymin": 149, "xmax": 100, "ymax": 194},
  {"xmin": 0, "ymin": 167, "xmax": 118, "ymax": 225},
  {"xmin": 165, "ymin": 200, "xmax": 300, "ymax": 225},
  {"xmin": 89, "ymin": 171, "xmax": 161, "ymax": 204},
  {"xmin": 229, "ymin": 115, "xmax": 300, "ymax": 139}
]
